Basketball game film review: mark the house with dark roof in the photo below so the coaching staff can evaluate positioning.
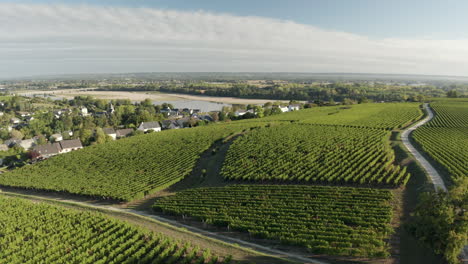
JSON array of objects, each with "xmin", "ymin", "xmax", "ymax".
[
  {"xmin": 33, "ymin": 143, "xmax": 62, "ymax": 158},
  {"xmin": 138, "ymin": 121, "xmax": 161, "ymax": 132},
  {"xmin": 116, "ymin": 128, "xmax": 134, "ymax": 138},
  {"xmin": 103, "ymin": 127, "xmax": 117, "ymax": 140},
  {"xmin": 59, "ymin": 139, "xmax": 83, "ymax": 153},
  {"xmin": 161, "ymin": 120, "xmax": 180, "ymax": 130}
]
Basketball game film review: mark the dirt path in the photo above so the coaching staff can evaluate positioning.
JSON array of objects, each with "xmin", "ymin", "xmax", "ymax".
[{"xmin": 401, "ymin": 103, "xmax": 447, "ymax": 192}]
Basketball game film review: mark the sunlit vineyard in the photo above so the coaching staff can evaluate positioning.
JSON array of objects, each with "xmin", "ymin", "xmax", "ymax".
[
  {"xmin": 413, "ymin": 100, "xmax": 468, "ymax": 181},
  {"xmin": 153, "ymin": 185, "xmax": 393, "ymax": 258},
  {"xmin": 258, "ymin": 103, "xmax": 422, "ymax": 130},
  {"xmin": 222, "ymin": 124, "xmax": 410, "ymax": 185},
  {"xmin": 0, "ymin": 123, "xmax": 261, "ymax": 201},
  {"xmin": 0, "ymin": 195, "xmax": 230, "ymax": 264}
]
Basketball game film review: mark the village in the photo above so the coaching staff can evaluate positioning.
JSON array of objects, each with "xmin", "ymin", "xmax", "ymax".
[{"xmin": 0, "ymin": 94, "xmax": 304, "ymax": 168}]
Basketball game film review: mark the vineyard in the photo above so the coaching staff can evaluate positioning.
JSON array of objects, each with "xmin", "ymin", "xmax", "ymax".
[
  {"xmin": 153, "ymin": 185, "xmax": 393, "ymax": 258},
  {"xmin": 0, "ymin": 195, "xmax": 230, "ymax": 264},
  {"xmin": 0, "ymin": 123, "xmax": 262, "ymax": 201},
  {"xmin": 257, "ymin": 103, "xmax": 422, "ymax": 130},
  {"xmin": 412, "ymin": 100, "xmax": 468, "ymax": 181},
  {"xmin": 221, "ymin": 124, "xmax": 410, "ymax": 185}
]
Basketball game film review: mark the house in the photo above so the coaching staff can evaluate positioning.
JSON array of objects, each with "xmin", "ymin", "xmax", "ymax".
[
  {"xmin": 4, "ymin": 139, "xmax": 21, "ymax": 147},
  {"xmin": 288, "ymin": 104, "xmax": 301, "ymax": 111},
  {"xmin": 181, "ymin": 108, "xmax": 193, "ymax": 115},
  {"xmin": 0, "ymin": 112, "xmax": 4, "ymax": 116},
  {"xmin": 50, "ymin": 133, "xmax": 63, "ymax": 142},
  {"xmin": 103, "ymin": 127, "xmax": 117, "ymax": 140},
  {"xmin": 59, "ymin": 139, "xmax": 83, "ymax": 153},
  {"xmin": 199, "ymin": 115, "xmax": 214, "ymax": 122},
  {"xmin": 234, "ymin": 110, "xmax": 247, "ymax": 117},
  {"xmin": 33, "ymin": 143, "xmax": 62, "ymax": 158},
  {"xmin": 176, "ymin": 117, "xmax": 190, "ymax": 128},
  {"xmin": 138, "ymin": 121, "xmax": 161, "ymax": 132},
  {"xmin": 161, "ymin": 120, "xmax": 180, "ymax": 130},
  {"xmin": 18, "ymin": 139, "xmax": 36, "ymax": 150},
  {"xmin": 116, "ymin": 128, "xmax": 134, "ymax": 138},
  {"xmin": 25, "ymin": 116, "xmax": 35, "ymax": 122},
  {"xmin": 0, "ymin": 144, "xmax": 9, "ymax": 151},
  {"xmin": 10, "ymin": 117, "xmax": 21, "ymax": 124},
  {"xmin": 17, "ymin": 111, "xmax": 31, "ymax": 117},
  {"xmin": 279, "ymin": 106, "xmax": 289, "ymax": 113},
  {"xmin": 80, "ymin": 107, "xmax": 89, "ymax": 116},
  {"xmin": 95, "ymin": 111, "xmax": 108, "ymax": 118}
]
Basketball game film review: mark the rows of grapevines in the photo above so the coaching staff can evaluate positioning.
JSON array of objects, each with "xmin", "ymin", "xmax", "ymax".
[
  {"xmin": 256, "ymin": 103, "xmax": 422, "ymax": 130},
  {"xmin": 221, "ymin": 124, "xmax": 410, "ymax": 185},
  {"xmin": 424, "ymin": 100, "xmax": 468, "ymax": 128},
  {"xmin": 0, "ymin": 123, "xmax": 262, "ymax": 201},
  {"xmin": 0, "ymin": 195, "xmax": 230, "ymax": 264},
  {"xmin": 153, "ymin": 185, "xmax": 393, "ymax": 258},
  {"xmin": 412, "ymin": 100, "xmax": 468, "ymax": 181}
]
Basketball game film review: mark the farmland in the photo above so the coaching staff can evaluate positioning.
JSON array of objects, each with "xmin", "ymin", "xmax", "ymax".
[
  {"xmin": 412, "ymin": 100, "xmax": 468, "ymax": 182},
  {"xmin": 153, "ymin": 185, "xmax": 393, "ymax": 258},
  {"xmin": 0, "ymin": 195, "xmax": 230, "ymax": 264},
  {"xmin": 221, "ymin": 124, "xmax": 410, "ymax": 185}
]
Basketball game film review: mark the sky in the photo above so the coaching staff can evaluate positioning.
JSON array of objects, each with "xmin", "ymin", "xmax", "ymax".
[{"xmin": 1, "ymin": 0, "xmax": 468, "ymax": 78}]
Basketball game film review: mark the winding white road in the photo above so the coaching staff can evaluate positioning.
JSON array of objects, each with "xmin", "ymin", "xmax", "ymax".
[
  {"xmin": 401, "ymin": 103, "xmax": 447, "ymax": 192},
  {"xmin": 401, "ymin": 103, "xmax": 468, "ymax": 262}
]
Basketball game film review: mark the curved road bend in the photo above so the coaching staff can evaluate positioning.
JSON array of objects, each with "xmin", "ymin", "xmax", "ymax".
[{"xmin": 401, "ymin": 103, "xmax": 447, "ymax": 192}]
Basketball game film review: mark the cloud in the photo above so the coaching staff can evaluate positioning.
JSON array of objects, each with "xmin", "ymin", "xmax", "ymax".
[{"xmin": 1, "ymin": 3, "xmax": 468, "ymax": 78}]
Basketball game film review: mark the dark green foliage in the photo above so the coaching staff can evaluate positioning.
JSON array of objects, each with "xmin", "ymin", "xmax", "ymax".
[
  {"xmin": 0, "ymin": 195, "xmax": 230, "ymax": 264},
  {"xmin": 407, "ymin": 179, "xmax": 468, "ymax": 264},
  {"xmin": 153, "ymin": 185, "xmax": 394, "ymax": 258}
]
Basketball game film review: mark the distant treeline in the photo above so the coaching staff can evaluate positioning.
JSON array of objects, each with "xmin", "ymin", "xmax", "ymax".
[{"xmin": 96, "ymin": 82, "xmax": 467, "ymax": 102}]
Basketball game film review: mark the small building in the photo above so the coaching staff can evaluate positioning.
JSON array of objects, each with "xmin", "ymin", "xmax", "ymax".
[
  {"xmin": 103, "ymin": 127, "xmax": 117, "ymax": 140},
  {"xmin": 138, "ymin": 121, "xmax": 161, "ymax": 132},
  {"xmin": 161, "ymin": 120, "xmax": 180, "ymax": 130},
  {"xmin": 33, "ymin": 143, "xmax": 62, "ymax": 158},
  {"xmin": 18, "ymin": 139, "xmax": 36, "ymax": 150},
  {"xmin": 80, "ymin": 107, "xmax": 89, "ymax": 116},
  {"xmin": 288, "ymin": 104, "xmax": 301, "ymax": 111},
  {"xmin": 50, "ymin": 133, "xmax": 63, "ymax": 142},
  {"xmin": 176, "ymin": 117, "xmax": 190, "ymax": 128},
  {"xmin": 279, "ymin": 106, "xmax": 289, "ymax": 113},
  {"xmin": 10, "ymin": 117, "xmax": 21, "ymax": 124},
  {"xmin": 59, "ymin": 139, "xmax": 83, "ymax": 153},
  {"xmin": 116, "ymin": 128, "xmax": 134, "ymax": 138},
  {"xmin": 234, "ymin": 110, "xmax": 247, "ymax": 117},
  {"xmin": 4, "ymin": 139, "xmax": 21, "ymax": 147},
  {"xmin": 0, "ymin": 144, "xmax": 9, "ymax": 151},
  {"xmin": 17, "ymin": 111, "xmax": 31, "ymax": 117}
]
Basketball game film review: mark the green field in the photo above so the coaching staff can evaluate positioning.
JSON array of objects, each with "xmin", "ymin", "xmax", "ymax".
[
  {"xmin": 153, "ymin": 185, "xmax": 393, "ymax": 258},
  {"xmin": 0, "ymin": 195, "xmax": 230, "ymax": 264},
  {"xmin": 413, "ymin": 100, "xmax": 468, "ymax": 182}
]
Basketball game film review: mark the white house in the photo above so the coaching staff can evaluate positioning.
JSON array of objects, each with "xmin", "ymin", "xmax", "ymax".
[
  {"xmin": 50, "ymin": 133, "xmax": 63, "ymax": 142},
  {"xmin": 80, "ymin": 107, "xmax": 89, "ymax": 116},
  {"xmin": 279, "ymin": 106, "xmax": 289, "ymax": 113},
  {"xmin": 234, "ymin": 110, "xmax": 247, "ymax": 117},
  {"xmin": 103, "ymin": 127, "xmax": 117, "ymax": 140},
  {"xmin": 138, "ymin": 121, "xmax": 161, "ymax": 132},
  {"xmin": 288, "ymin": 104, "xmax": 301, "ymax": 111},
  {"xmin": 10, "ymin": 117, "xmax": 21, "ymax": 124}
]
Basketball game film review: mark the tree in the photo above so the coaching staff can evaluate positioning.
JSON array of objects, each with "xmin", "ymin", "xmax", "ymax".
[
  {"xmin": 10, "ymin": 129, "xmax": 23, "ymax": 140},
  {"xmin": 94, "ymin": 127, "xmax": 111, "ymax": 145},
  {"xmin": 447, "ymin": 90, "xmax": 459, "ymax": 98},
  {"xmin": 79, "ymin": 129, "xmax": 93, "ymax": 146},
  {"xmin": 407, "ymin": 178, "xmax": 468, "ymax": 264}
]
